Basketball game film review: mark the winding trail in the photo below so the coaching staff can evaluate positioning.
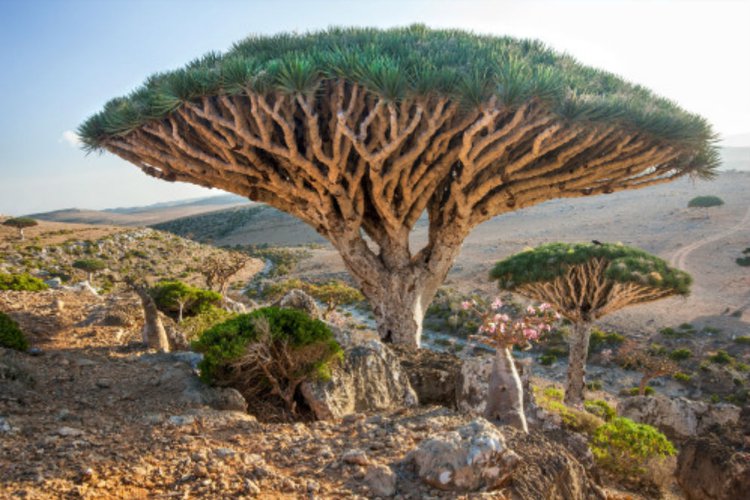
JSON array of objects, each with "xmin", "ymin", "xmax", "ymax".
[{"xmin": 669, "ymin": 205, "xmax": 750, "ymax": 271}]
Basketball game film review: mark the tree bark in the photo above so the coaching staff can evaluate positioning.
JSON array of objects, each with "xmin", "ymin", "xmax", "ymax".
[
  {"xmin": 564, "ymin": 322, "xmax": 591, "ymax": 407},
  {"xmin": 371, "ymin": 273, "xmax": 425, "ymax": 346},
  {"xmin": 134, "ymin": 287, "xmax": 170, "ymax": 352},
  {"xmin": 486, "ymin": 347, "xmax": 528, "ymax": 432},
  {"xmin": 335, "ymin": 227, "xmax": 462, "ymax": 348}
]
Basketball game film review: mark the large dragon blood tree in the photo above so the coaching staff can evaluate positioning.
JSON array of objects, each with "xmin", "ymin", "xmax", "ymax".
[
  {"xmin": 79, "ymin": 26, "xmax": 717, "ymax": 348},
  {"xmin": 490, "ymin": 242, "xmax": 692, "ymax": 406}
]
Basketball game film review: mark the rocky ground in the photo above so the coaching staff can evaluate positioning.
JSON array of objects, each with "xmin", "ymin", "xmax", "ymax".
[{"xmin": 0, "ymin": 288, "xmax": 614, "ymax": 499}]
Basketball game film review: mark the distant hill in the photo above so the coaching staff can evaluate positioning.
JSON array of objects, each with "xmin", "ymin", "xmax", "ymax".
[
  {"xmin": 151, "ymin": 204, "xmax": 326, "ymax": 247},
  {"xmin": 29, "ymin": 194, "xmax": 252, "ymax": 227}
]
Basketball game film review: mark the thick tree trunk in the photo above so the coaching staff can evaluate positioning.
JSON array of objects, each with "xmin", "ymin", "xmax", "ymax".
[
  {"xmin": 134, "ymin": 287, "xmax": 170, "ymax": 352},
  {"xmin": 564, "ymin": 322, "xmax": 591, "ymax": 407},
  {"xmin": 371, "ymin": 273, "xmax": 425, "ymax": 347},
  {"xmin": 486, "ymin": 347, "xmax": 528, "ymax": 432}
]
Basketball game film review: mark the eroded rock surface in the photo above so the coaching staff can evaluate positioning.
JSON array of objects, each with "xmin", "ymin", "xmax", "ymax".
[
  {"xmin": 618, "ymin": 395, "xmax": 740, "ymax": 440},
  {"xmin": 301, "ymin": 340, "xmax": 417, "ymax": 419},
  {"xmin": 411, "ymin": 418, "xmax": 519, "ymax": 491}
]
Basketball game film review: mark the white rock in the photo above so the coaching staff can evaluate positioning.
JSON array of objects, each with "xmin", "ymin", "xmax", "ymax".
[
  {"xmin": 412, "ymin": 418, "xmax": 519, "ymax": 492},
  {"xmin": 365, "ymin": 464, "xmax": 397, "ymax": 497}
]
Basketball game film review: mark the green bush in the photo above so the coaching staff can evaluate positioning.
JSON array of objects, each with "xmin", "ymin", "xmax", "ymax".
[
  {"xmin": 589, "ymin": 328, "xmax": 625, "ymax": 352},
  {"xmin": 709, "ymin": 350, "xmax": 733, "ymax": 364},
  {"xmin": 0, "ymin": 273, "xmax": 48, "ymax": 292},
  {"xmin": 674, "ymin": 372, "xmax": 693, "ymax": 383},
  {"xmin": 586, "ymin": 380, "xmax": 603, "ymax": 391},
  {"xmin": 625, "ymin": 386, "xmax": 655, "ymax": 396},
  {"xmin": 178, "ymin": 306, "xmax": 236, "ymax": 341},
  {"xmin": 540, "ymin": 353, "xmax": 557, "ymax": 365},
  {"xmin": 591, "ymin": 417, "xmax": 675, "ymax": 478},
  {"xmin": 535, "ymin": 386, "xmax": 604, "ymax": 435},
  {"xmin": 192, "ymin": 306, "xmax": 342, "ymax": 384},
  {"xmin": 584, "ymin": 399, "xmax": 616, "ymax": 421},
  {"xmin": 669, "ymin": 349, "xmax": 692, "ymax": 361},
  {"xmin": 735, "ymin": 336, "xmax": 750, "ymax": 345},
  {"xmin": 0, "ymin": 312, "xmax": 29, "ymax": 351},
  {"xmin": 688, "ymin": 195, "xmax": 724, "ymax": 208}
]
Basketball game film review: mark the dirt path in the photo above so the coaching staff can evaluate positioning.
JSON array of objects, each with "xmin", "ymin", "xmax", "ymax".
[{"xmin": 669, "ymin": 205, "xmax": 750, "ymax": 271}]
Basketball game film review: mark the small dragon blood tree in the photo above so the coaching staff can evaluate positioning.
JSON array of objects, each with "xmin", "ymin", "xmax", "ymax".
[
  {"xmin": 464, "ymin": 297, "xmax": 558, "ymax": 432},
  {"xmin": 490, "ymin": 242, "xmax": 691, "ymax": 406},
  {"xmin": 79, "ymin": 25, "xmax": 716, "ymax": 348}
]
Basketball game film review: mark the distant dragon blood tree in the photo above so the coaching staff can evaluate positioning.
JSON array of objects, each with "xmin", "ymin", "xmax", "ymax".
[
  {"xmin": 491, "ymin": 242, "xmax": 691, "ymax": 405},
  {"xmin": 3, "ymin": 217, "xmax": 38, "ymax": 241},
  {"xmin": 79, "ymin": 26, "xmax": 717, "ymax": 347}
]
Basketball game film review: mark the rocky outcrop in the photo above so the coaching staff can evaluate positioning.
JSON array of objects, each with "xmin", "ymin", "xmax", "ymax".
[
  {"xmin": 138, "ymin": 352, "xmax": 247, "ymax": 412},
  {"xmin": 676, "ymin": 433, "xmax": 750, "ymax": 500},
  {"xmin": 505, "ymin": 427, "xmax": 605, "ymax": 500},
  {"xmin": 456, "ymin": 355, "xmax": 494, "ymax": 415},
  {"xmin": 300, "ymin": 340, "xmax": 418, "ymax": 420},
  {"xmin": 410, "ymin": 418, "xmax": 519, "ymax": 491},
  {"xmin": 618, "ymin": 395, "xmax": 740, "ymax": 440},
  {"xmin": 273, "ymin": 289, "xmax": 320, "ymax": 319}
]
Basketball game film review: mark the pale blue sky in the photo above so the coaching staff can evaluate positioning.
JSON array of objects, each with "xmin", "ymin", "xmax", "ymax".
[{"xmin": 1, "ymin": 0, "xmax": 748, "ymax": 215}]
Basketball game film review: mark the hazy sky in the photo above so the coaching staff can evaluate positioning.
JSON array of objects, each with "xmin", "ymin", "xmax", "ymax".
[{"xmin": 1, "ymin": 0, "xmax": 748, "ymax": 215}]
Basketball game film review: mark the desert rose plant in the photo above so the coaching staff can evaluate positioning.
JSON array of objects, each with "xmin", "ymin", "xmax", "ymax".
[
  {"xmin": 464, "ymin": 297, "xmax": 558, "ymax": 432},
  {"xmin": 491, "ymin": 242, "xmax": 691, "ymax": 406}
]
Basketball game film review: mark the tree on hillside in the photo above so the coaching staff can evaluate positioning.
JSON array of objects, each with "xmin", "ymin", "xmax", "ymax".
[
  {"xmin": 617, "ymin": 340, "xmax": 678, "ymax": 396},
  {"xmin": 200, "ymin": 252, "xmax": 249, "ymax": 295},
  {"xmin": 79, "ymin": 26, "xmax": 717, "ymax": 347},
  {"xmin": 3, "ymin": 217, "xmax": 38, "ymax": 241},
  {"xmin": 688, "ymin": 195, "xmax": 724, "ymax": 218},
  {"xmin": 72, "ymin": 258, "xmax": 107, "ymax": 284},
  {"xmin": 124, "ymin": 276, "xmax": 170, "ymax": 352},
  {"xmin": 491, "ymin": 242, "xmax": 691, "ymax": 406},
  {"xmin": 150, "ymin": 280, "xmax": 221, "ymax": 322}
]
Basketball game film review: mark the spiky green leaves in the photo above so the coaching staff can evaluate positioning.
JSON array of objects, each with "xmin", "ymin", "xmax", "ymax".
[
  {"xmin": 79, "ymin": 24, "xmax": 718, "ymax": 174},
  {"xmin": 490, "ymin": 242, "xmax": 692, "ymax": 295}
]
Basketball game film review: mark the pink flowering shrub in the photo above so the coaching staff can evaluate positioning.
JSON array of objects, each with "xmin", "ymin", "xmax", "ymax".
[{"xmin": 462, "ymin": 297, "xmax": 559, "ymax": 349}]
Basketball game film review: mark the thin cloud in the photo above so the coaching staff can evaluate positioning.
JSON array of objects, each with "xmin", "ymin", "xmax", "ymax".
[{"xmin": 60, "ymin": 130, "xmax": 81, "ymax": 147}]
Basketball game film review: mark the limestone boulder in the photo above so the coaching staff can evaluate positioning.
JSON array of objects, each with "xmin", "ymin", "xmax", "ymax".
[
  {"xmin": 300, "ymin": 340, "xmax": 418, "ymax": 420},
  {"xmin": 273, "ymin": 289, "xmax": 320, "ymax": 319},
  {"xmin": 676, "ymin": 433, "xmax": 750, "ymax": 500},
  {"xmin": 455, "ymin": 355, "xmax": 493, "ymax": 416},
  {"xmin": 411, "ymin": 418, "xmax": 519, "ymax": 491},
  {"xmin": 618, "ymin": 395, "xmax": 740, "ymax": 440}
]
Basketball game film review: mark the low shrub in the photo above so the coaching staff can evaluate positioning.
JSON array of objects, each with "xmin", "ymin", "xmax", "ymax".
[
  {"xmin": 625, "ymin": 386, "xmax": 655, "ymax": 396},
  {"xmin": 539, "ymin": 353, "xmax": 557, "ymax": 365},
  {"xmin": 669, "ymin": 348, "xmax": 692, "ymax": 361},
  {"xmin": 535, "ymin": 386, "xmax": 604, "ymax": 435},
  {"xmin": 589, "ymin": 328, "xmax": 625, "ymax": 352},
  {"xmin": 586, "ymin": 380, "xmax": 603, "ymax": 391},
  {"xmin": 688, "ymin": 195, "xmax": 724, "ymax": 209},
  {"xmin": 674, "ymin": 372, "xmax": 693, "ymax": 383},
  {"xmin": 178, "ymin": 306, "xmax": 236, "ymax": 341},
  {"xmin": 0, "ymin": 312, "xmax": 28, "ymax": 351},
  {"xmin": 0, "ymin": 273, "xmax": 48, "ymax": 292},
  {"xmin": 192, "ymin": 307, "xmax": 343, "ymax": 414},
  {"xmin": 709, "ymin": 350, "xmax": 733, "ymax": 364},
  {"xmin": 734, "ymin": 336, "xmax": 750, "ymax": 345},
  {"xmin": 584, "ymin": 399, "xmax": 616, "ymax": 421},
  {"xmin": 591, "ymin": 417, "xmax": 675, "ymax": 479}
]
